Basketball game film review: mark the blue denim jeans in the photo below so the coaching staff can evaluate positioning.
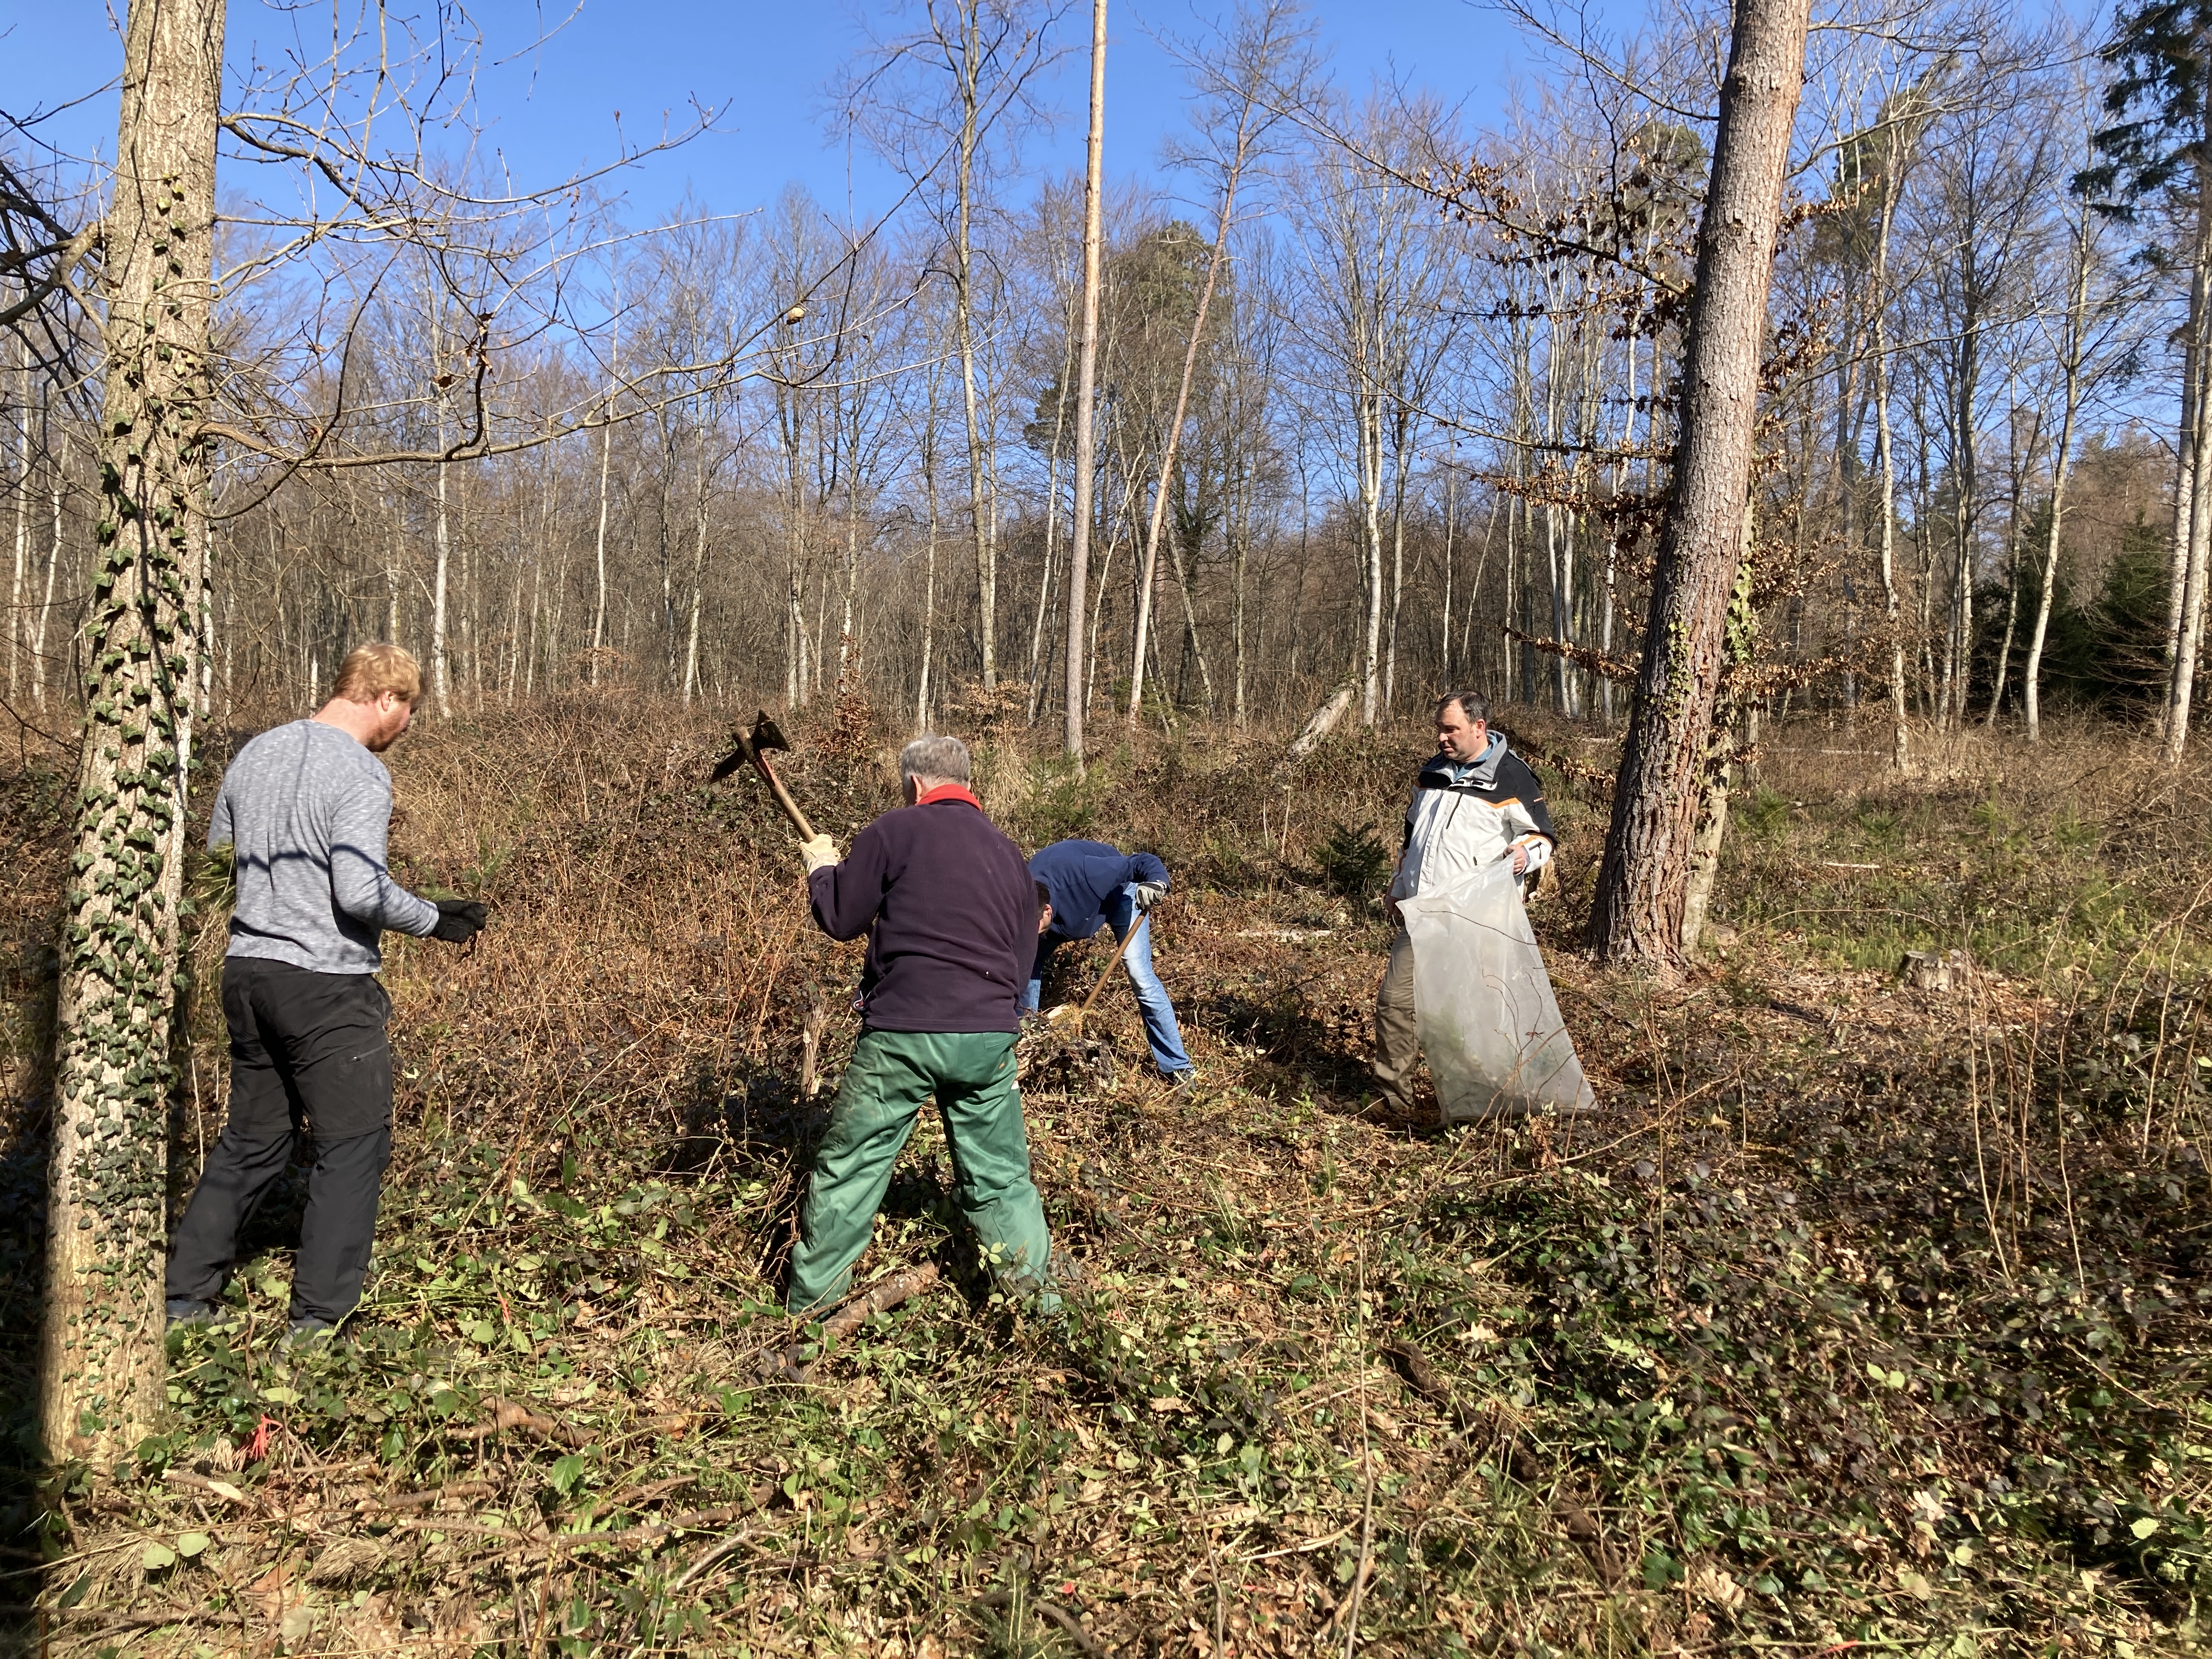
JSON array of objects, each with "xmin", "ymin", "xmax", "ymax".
[{"xmin": 1024, "ymin": 884, "xmax": 1192, "ymax": 1075}]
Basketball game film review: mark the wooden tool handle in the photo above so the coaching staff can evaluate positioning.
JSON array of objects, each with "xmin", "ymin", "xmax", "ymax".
[
  {"xmin": 1074, "ymin": 909, "xmax": 1147, "ymax": 1030},
  {"xmin": 754, "ymin": 754, "xmax": 817, "ymax": 841}
]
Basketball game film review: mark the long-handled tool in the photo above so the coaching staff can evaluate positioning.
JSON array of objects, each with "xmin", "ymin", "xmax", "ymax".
[
  {"xmin": 710, "ymin": 710, "xmax": 816, "ymax": 839},
  {"xmin": 1046, "ymin": 911, "xmax": 1147, "ymax": 1035}
]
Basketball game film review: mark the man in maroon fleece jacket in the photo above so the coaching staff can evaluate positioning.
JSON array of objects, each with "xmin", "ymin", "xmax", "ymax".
[{"xmin": 787, "ymin": 734, "xmax": 1056, "ymax": 1316}]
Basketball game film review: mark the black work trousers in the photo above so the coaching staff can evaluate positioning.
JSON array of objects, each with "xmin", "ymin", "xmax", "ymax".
[{"xmin": 166, "ymin": 956, "xmax": 397, "ymax": 1327}]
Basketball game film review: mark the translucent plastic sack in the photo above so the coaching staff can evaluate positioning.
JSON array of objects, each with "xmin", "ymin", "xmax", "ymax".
[{"xmin": 1403, "ymin": 860, "xmax": 1596, "ymax": 1120}]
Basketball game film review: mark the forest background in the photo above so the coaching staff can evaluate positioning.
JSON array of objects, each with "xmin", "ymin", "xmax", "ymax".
[
  {"xmin": 3, "ymin": 0, "xmax": 2188, "ymax": 751},
  {"xmin": 7, "ymin": 0, "xmax": 2212, "ymax": 1653}
]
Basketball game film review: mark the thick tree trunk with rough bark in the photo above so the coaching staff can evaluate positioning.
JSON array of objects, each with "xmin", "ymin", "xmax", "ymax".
[
  {"xmin": 1587, "ymin": 0, "xmax": 1809, "ymax": 972},
  {"xmin": 41, "ymin": 0, "xmax": 223, "ymax": 1465},
  {"xmin": 1680, "ymin": 515, "xmax": 1757, "ymax": 958}
]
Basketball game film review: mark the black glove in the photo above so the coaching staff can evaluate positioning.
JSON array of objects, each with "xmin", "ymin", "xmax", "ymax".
[
  {"xmin": 430, "ymin": 898, "xmax": 488, "ymax": 944},
  {"xmin": 1131, "ymin": 880, "xmax": 1168, "ymax": 912}
]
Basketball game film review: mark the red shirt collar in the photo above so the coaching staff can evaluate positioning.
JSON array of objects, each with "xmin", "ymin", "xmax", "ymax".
[{"xmin": 913, "ymin": 782, "xmax": 983, "ymax": 809}]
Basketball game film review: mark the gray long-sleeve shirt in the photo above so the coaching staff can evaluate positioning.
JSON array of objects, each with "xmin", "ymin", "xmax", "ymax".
[{"xmin": 209, "ymin": 719, "xmax": 439, "ymax": 974}]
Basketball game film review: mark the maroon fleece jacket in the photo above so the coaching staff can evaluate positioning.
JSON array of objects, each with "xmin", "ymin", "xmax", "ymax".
[{"xmin": 806, "ymin": 793, "xmax": 1035, "ymax": 1034}]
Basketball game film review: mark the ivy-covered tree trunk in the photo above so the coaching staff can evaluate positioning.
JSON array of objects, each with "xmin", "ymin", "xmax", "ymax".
[
  {"xmin": 1586, "ymin": 0, "xmax": 1809, "ymax": 973},
  {"xmin": 1679, "ymin": 520, "xmax": 1758, "ymax": 958},
  {"xmin": 40, "ymin": 0, "xmax": 223, "ymax": 1465}
]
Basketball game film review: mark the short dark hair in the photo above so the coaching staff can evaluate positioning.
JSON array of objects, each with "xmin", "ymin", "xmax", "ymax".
[
  {"xmin": 1435, "ymin": 690, "xmax": 1490, "ymax": 725},
  {"xmin": 1034, "ymin": 880, "xmax": 1052, "ymax": 921}
]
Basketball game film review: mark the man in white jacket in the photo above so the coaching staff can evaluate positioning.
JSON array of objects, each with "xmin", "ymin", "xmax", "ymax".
[{"xmin": 1374, "ymin": 691, "xmax": 1556, "ymax": 1116}]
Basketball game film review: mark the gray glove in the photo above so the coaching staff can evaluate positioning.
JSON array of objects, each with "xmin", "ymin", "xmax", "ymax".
[{"xmin": 1130, "ymin": 880, "xmax": 1169, "ymax": 912}]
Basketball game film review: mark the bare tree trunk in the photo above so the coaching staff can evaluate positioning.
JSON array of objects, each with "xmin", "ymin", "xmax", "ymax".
[
  {"xmin": 1943, "ymin": 325, "xmax": 1979, "ymax": 726},
  {"xmin": 2026, "ymin": 202, "xmax": 2095, "ymax": 744},
  {"xmin": 43, "ymin": 0, "xmax": 222, "ymax": 1465},
  {"xmin": 1026, "ymin": 309, "xmax": 1076, "ymax": 723},
  {"xmin": 1986, "ymin": 403, "xmax": 2033, "ymax": 727},
  {"xmin": 1385, "ymin": 424, "xmax": 1409, "ymax": 714},
  {"xmin": 780, "ymin": 363, "xmax": 809, "ymax": 707},
  {"xmin": 589, "ymin": 417, "xmax": 612, "ymax": 684},
  {"xmin": 1128, "ymin": 87, "xmax": 1260, "ymax": 724},
  {"xmin": 9, "ymin": 352, "xmax": 29, "ymax": 699},
  {"xmin": 33, "ymin": 428, "xmax": 64, "ymax": 710},
  {"xmin": 1357, "ymin": 391, "xmax": 1386, "ymax": 723},
  {"xmin": 2163, "ymin": 273, "xmax": 2202, "ymax": 729},
  {"xmin": 1066, "ymin": 0, "xmax": 1106, "ymax": 758},
  {"xmin": 385, "ymin": 509, "xmax": 403, "ymax": 644},
  {"xmin": 1167, "ymin": 505, "xmax": 1216, "ymax": 712},
  {"xmin": 1588, "ymin": 0, "xmax": 1810, "ymax": 972},
  {"xmin": 918, "ymin": 460, "xmax": 940, "ymax": 731},
  {"xmin": 2164, "ymin": 151, "xmax": 2212, "ymax": 763},
  {"xmin": 838, "ymin": 402, "xmax": 863, "ymax": 685},
  {"xmin": 684, "ymin": 422, "xmax": 712, "ymax": 703},
  {"xmin": 1681, "ymin": 514, "xmax": 1757, "ymax": 957},
  {"xmin": 949, "ymin": 5, "xmax": 997, "ymax": 691},
  {"xmin": 506, "ymin": 477, "xmax": 528, "ymax": 702},
  {"xmin": 1870, "ymin": 176, "xmax": 1911, "ymax": 769},
  {"xmin": 431, "ymin": 396, "xmax": 453, "ymax": 715},
  {"xmin": 1233, "ymin": 460, "xmax": 1250, "ymax": 725}
]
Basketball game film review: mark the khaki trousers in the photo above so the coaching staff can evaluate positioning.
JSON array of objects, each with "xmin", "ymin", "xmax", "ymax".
[{"xmin": 1372, "ymin": 928, "xmax": 1421, "ymax": 1114}]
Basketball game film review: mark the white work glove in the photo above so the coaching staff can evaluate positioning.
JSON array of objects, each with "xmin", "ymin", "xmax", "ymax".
[
  {"xmin": 1130, "ymin": 879, "xmax": 1169, "ymax": 912},
  {"xmin": 800, "ymin": 834, "xmax": 839, "ymax": 875}
]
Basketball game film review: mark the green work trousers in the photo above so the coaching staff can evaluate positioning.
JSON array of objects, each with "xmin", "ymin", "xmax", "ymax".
[{"xmin": 786, "ymin": 1028, "xmax": 1053, "ymax": 1317}]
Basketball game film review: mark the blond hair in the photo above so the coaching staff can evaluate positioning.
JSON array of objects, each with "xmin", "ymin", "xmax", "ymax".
[{"xmin": 331, "ymin": 644, "xmax": 423, "ymax": 705}]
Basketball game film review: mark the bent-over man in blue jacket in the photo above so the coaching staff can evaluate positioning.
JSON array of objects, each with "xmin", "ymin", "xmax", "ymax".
[{"xmin": 1025, "ymin": 838, "xmax": 1193, "ymax": 1085}]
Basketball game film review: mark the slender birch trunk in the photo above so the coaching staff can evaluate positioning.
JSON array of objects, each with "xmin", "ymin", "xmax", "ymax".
[
  {"xmin": 2025, "ymin": 199, "xmax": 2094, "ymax": 743},
  {"xmin": 1066, "ymin": 0, "xmax": 1106, "ymax": 758},
  {"xmin": 34, "ymin": 428, "xmax": 65, "ymax": 710},
  {"xmin": 1985, "ymin": 404, "xmax": 2032, "ymax": 726},
  {"xmin": 1128, "ymin": 83, "xmax": 1262, "ymax": 724},
  {"xmin": 2163, "ymin": 146, "xmax": 2212, "ymax": 763},
  {"xmin": 9, "ymin": 353, "xmax": 29, "ymax": 699},
  {"xmin": 1872, "ymin": 178, "xmax": 1911, "ymax": 769},
  {"xmin": 1027, "ymin": 308, "xmax": 1077, "ymax": 724},
  {"xmin": 589, "ymin": 415, "xmax": 613, "ymax": 684},
  {"xmin": 431, "ymin": 408, "xmax": 453, "ymax": 714}
]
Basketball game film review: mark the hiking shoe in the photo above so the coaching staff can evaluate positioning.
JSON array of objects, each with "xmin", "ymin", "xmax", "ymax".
[
  {"xmin": 166, "ymin": 1299, "xmax": 235, "ymax": 1331},
  {"xmin": 1161, "ymin": 1067, "xmax": 1197, "ymax": 1092}
]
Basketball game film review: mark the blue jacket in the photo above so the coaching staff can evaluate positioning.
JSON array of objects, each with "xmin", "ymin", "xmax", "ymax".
[{"xmin": 1029, "ymin": 838, "xmax": 1169, "ymax": 944}]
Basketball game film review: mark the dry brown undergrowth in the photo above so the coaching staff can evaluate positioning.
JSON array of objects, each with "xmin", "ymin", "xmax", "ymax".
[{"xmin": 0, "ymin": 695, "xmax": 2204, "ymax": 1656}]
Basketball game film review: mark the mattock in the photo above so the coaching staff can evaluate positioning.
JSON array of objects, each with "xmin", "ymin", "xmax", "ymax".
[{"xmin": 710, "ymin": 709, "xmax": 816, "ymax": 840}]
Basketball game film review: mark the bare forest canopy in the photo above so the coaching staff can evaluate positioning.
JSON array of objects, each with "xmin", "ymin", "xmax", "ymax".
[{"xmin": 0, "ymin": 0, "xmax": 2194, "ymax": 740}]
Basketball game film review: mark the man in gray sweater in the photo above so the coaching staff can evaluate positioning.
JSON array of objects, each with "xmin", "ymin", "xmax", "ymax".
[{"xmin": 166, "ymin": 644, "xmax": 485, "ymax": 1335}]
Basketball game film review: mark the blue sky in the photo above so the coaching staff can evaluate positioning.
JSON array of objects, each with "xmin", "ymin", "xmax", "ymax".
[{"xmin": 4, "ymin": 0, "xmax": 1554, "ymax": 225}]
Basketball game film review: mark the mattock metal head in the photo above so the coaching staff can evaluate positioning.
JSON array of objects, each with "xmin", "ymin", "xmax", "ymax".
[{"xmin": 749, "ymin": 710, "xmax": 792, "ymax": 754}]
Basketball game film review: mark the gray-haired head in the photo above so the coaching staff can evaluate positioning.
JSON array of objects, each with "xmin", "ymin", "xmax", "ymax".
[{"xmin": 900, "ymin": 734, "xmax": 971, "ymax": 788}]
